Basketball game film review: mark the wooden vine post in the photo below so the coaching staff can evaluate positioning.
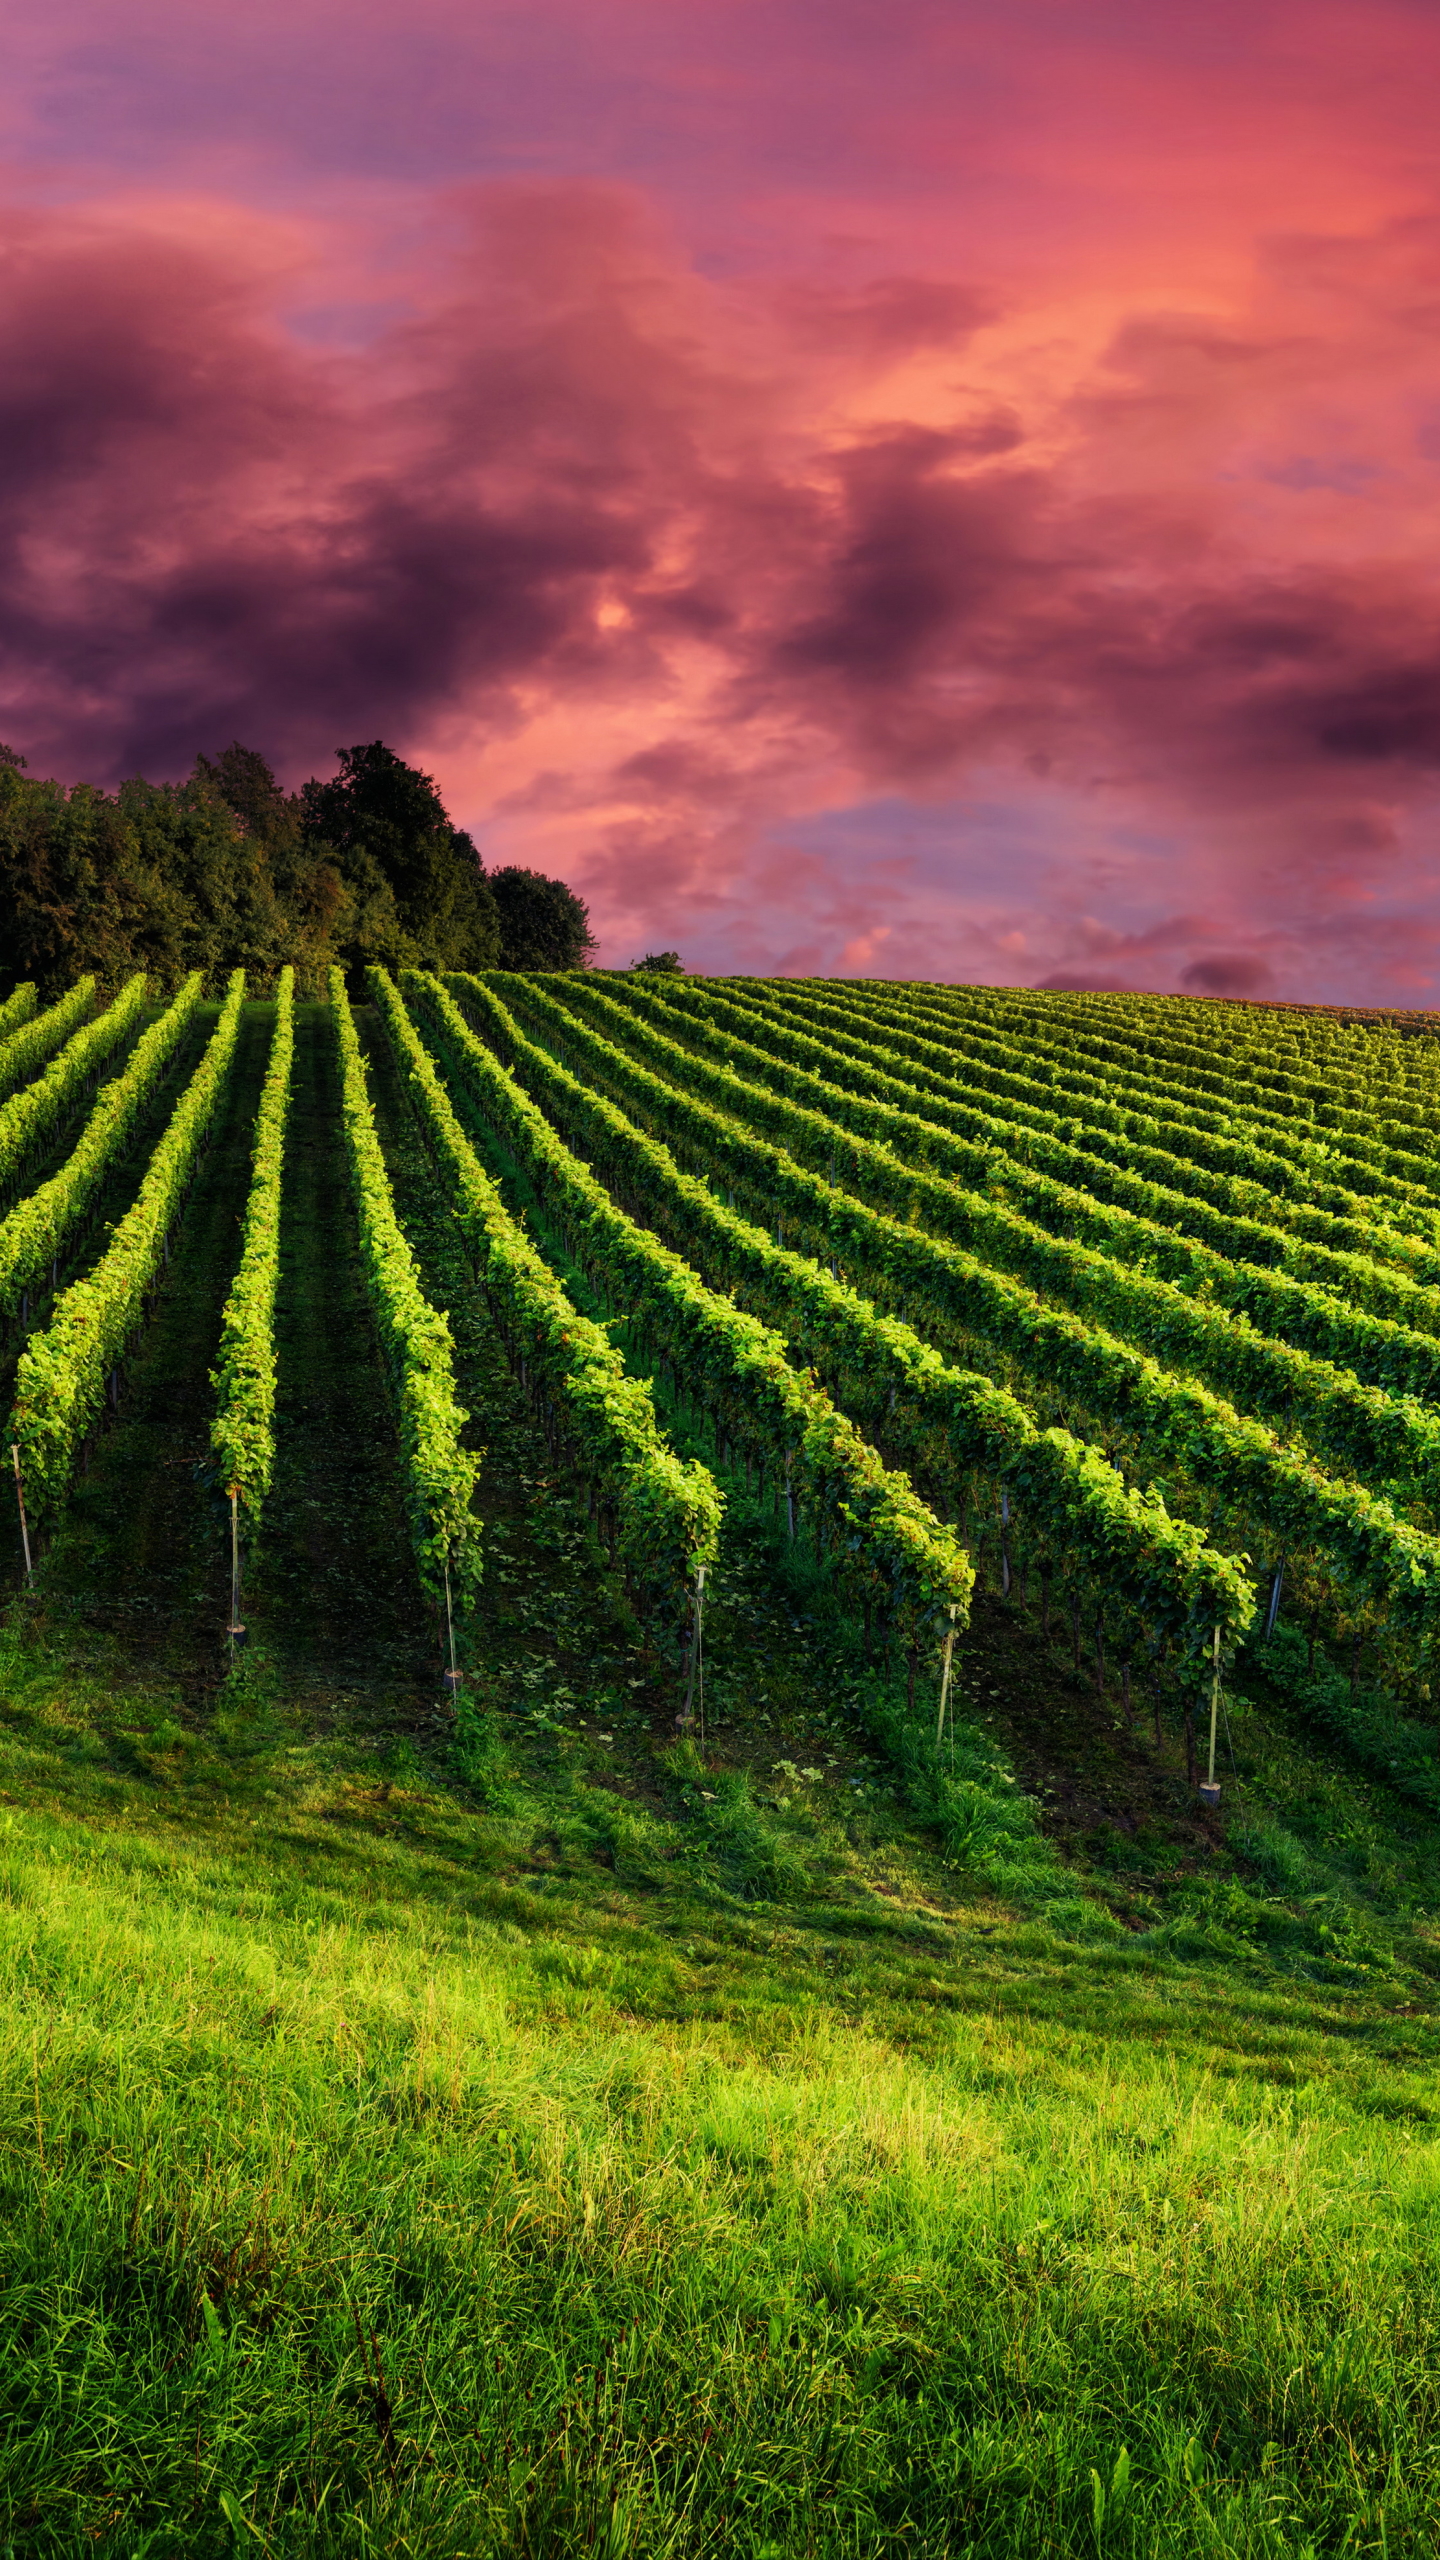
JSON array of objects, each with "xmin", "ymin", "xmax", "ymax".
[
  {"xmin": 11, "ymin": 1443, "xmax": 32, "ymax": 1584},
  {"xmin": 1199, "ymin": 1623, "xmax": 1222, "ymax": 1811},
  {"xmin": 679, "ymin": 1563, "xmax": 707, "ymax": 1735},
  {"xmin": 442, "ymin": 1552, "xmax": 462, "ymax": 1706},
  {"xmin": 226, "ymin": 1486, "xmax": 245, "ymax": 1653},
  {"xmin": 935, "ymin": 1602, "xmax": 958, "ymax": 1749}
]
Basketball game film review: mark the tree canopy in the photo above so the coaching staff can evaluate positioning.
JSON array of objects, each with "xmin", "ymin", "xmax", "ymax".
[
  {"xmin": 488, "ymin": 866, "xmax": 596, "ymax": 971},
  {"xmin": 0, "ymin": 741, "xmax": 591, "ymax": 993}
]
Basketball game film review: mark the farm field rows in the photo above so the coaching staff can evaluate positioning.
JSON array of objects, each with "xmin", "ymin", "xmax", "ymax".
[{"xmin": 2, "ymin": 972, "xmax": 1440, "ymax": 2553}]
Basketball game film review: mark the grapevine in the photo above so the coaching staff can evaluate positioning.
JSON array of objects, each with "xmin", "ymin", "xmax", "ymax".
[
  {"xmin": 407, "ymin": 973, "xmax": 975, "ymax": 1651},
  {"xmin": 0, "ymin": 974, "xmax": 205, "ymax": 1319},
  {"xmin": 330, "ymin": 968, "xmax": 481, "ymax": 1606},
  {"xmin": 9, "ymin": 973, "xmax": 246, "ymax": 1528},
  {"xmin": 369, "ymin": 966, "xmax": 721, "ymax": 1617},
  {"xmin": 210, "ymin": 966, "xmax": 295, "ymax": 1525}
]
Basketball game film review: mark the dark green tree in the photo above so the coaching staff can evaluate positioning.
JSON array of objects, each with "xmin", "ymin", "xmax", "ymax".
[
  {"xmin": 491, "ymin": 866, "xmax": 596, "ymax": 970},
  {"xmin": 0, "ymin": 738, "xmax": 594, "ymax": 993},
  {"xmin": 199, "ymin": 744, "xmax": 351, "ymax": 986},
  {"xmin": 631, "ymin": 950, "xmax": 685, "ymax": 975},
  {"xmin": 299, "ymin": 742, "xmax": 500, "ymax": 975}
]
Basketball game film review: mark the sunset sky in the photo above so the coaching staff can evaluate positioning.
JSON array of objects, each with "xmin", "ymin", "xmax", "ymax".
[{"xmin": 5, "ymin": 1, "xmax": 1440, "ymax": 994}]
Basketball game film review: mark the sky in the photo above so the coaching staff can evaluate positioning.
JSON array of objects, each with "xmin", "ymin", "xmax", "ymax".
[{"xmin": 4, "ymin": 2, "xmax": 1440, "ymax": 994}]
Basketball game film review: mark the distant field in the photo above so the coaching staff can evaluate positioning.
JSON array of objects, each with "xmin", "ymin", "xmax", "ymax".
[{"xmin": 2, "ymin": 968, "xmax": 1440, "ymax": 2555}]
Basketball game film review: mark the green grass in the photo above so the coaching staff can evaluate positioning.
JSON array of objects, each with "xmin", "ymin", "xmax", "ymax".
[{"xmin": 2, "ymin": 1002, "xmax": 1440, "ymax": 2553}]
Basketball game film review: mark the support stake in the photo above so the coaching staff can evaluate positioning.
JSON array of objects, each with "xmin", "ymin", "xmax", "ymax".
[
  {"xmin": 226, "ymin": 1487, "xmax": 246, "ymax": 1651},
  {"xmin": 442, "ymin": 1554, "xmax": 461, "ymax": 1704},
  {"xmin": 679, "ymin": 1564, "xmax": 706, "ymax": 1732},
  {"xmin": 11, "ymin": 1444, "xmax": 33, "ymax": 1584},
  {"xmin": 1199, "ymin": 1623, "xmax": 1222, "ymax": 1810},
  {"xmin": 934, "ymin": 1604, "xmax": 958, "ymax": 1749}
]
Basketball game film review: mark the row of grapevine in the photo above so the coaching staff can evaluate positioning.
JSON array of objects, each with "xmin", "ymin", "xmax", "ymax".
[
  {"xmin": 210, "ymin": 969, "xmax": 295, "ymax": 1527},
  {"xmin": 1083, "ymin": 984, "xmax": 1440, "ymax": 1090},
  {"xmin": 646, "ymin": 975, "xmax": 1440, "ymax": 1319},
  {"xmin": 0, "ymin": 979, "xmax": 97, "ymax": 1109},
  {"xmin": 601, "ymin": 974, "xmax": 1440, "ymax": 1399},
  {"xmin": 442, "ymin": 973, "xmax": 1255, "ymax": 1669},
  {"xmin": 728, "ymin": 977, "xmax": 1440, "ymax": 1285},
  {"xmin": 404, "ymin": 975, "xmax": 975, "ymax": 1650},
  {"xmin": 0, "ymin": 973, "xmax": 149, "ymax": 1203},
  {"xmin": 866, "ymin": 979, "xmax": 1440, "ymax": 1193},
  {"xmin": 0, "ymin": 975, "xmax": 205, "ymax": 1320},
  {"xmin": 819, "ymin": 978, "xmax": 1440, "ymax": 1241},
  {"xmin": 368, "ymin": 968, "xmax": 721, "ymax": 1615},
  {"xmin": 522, "ymin": 974, "xmax": 1440, "ymax": 1521},
  {"xmin": 9, "ymin": 975, "xmax": 247, "ymax": 1529},
  {"xmin": 330, "ymin": 970, "xmax": 482, "ymax": 1607},
  {"xmin": 836, "ymin": 976, "xmax": 1429, "ymax": 1199},
  {"xmin": 1010, "ymin": 981, "xmax": 1440, "ymax": 1133},
  {"xmin": 487, "ymin": 974, "xmax": 1440, "ymax": 1689},
  {"xmin": 0, "ymin": 987, "xmax": 35, "ymax": 1043}
]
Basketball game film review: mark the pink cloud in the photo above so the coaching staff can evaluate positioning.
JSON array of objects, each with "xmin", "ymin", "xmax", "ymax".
[{"xmin": 5, "ymin": 0, "xmax": 1440, "ymax": 997}]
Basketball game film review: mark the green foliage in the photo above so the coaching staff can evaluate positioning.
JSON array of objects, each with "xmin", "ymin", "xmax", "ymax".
[
  {"xmin": 423, "ymin": 973, "xmax": 974, "ymax": 1648},
  {"xmin": 0, "ymin": 975, "xmax": 205, "ymax": 1316},
  {"xmin": 490, "ymin": 865, "xmax": 596, "ymax": 969},
  {"xmin": 0, "ymin": 1649, "xmax": 1439, "ymax": 2557},
  {"xmin": 500, "ymin": 972, "xmax": 1440, "ymax": 1693},
  {"xmin": 611, "ymin": 971, "xmax": 1440, "ymax": 1428},
  {"xmin": 631, "ymin": 949, "xmax": 686, "ymax": 976},
  {"xmin": 865, "ymin": 973, "xmax": 1440, "ymax": 1208},
  {"xmin": 732, "ymin": 974, "xmax": 1440, "ymax": 1308},
  {"xmin": 452, "ymin": 968, "xmax": 1253, "ymax": 1672},
  {"xmin": 8, "ymin": 974, "xmax": 246, "ymax": 1527},
  {"xmin": 330, "ymin": 969, "xmax": 481, "ymax": 1605},
  {"xmin": 0, "ymin": 977, "xmax": 95, "ymax": 1104},
  {"xmin": 0, "ymin": 983, "xmax": 35, "ymax": 1041},
  {"xmin": 299, "ymin": 740, "xmax": 500, "ymax": 974},
  {"xmin": 0, "ymin": 742, "xmax": 558, "ymax": 994},
  {"xmin": 210, "ymin": 970, "xmax": 295, "ymax": 1523},
  {"xmin": 368, "ymin": 966, "xmax": 718, "ymax": 1613},
  {"xmin": 768, "ymin": 976, "xmax": 1440, "ymax": 1277},
  {"xmin": 7, "ymin": 967, "xmax": 1440, "ymax": 2552},
  {"xmin": 0, "ymin": 972, "xmax": 147, "ymax": 1199},
  {"xmin": 0, "ymin": 761, "xmax": 308, "ymax": 995}
]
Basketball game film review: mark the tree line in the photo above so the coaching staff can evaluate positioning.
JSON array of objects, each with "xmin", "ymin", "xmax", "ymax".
[{"xmin": 0, "ymin": 740, "xmax": 596, "ymax": 994}]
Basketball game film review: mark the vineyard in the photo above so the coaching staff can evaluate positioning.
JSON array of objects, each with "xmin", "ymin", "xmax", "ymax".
[
  {"xmin": 4, "ymin": 970, "xmax": 1440, "ymax": 2555},
  {"xmin": 14, "ymin": 965, "xmax": 1440, "ymax": 1760}
]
